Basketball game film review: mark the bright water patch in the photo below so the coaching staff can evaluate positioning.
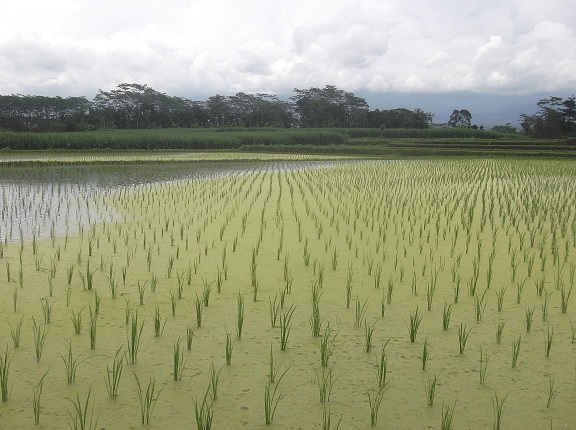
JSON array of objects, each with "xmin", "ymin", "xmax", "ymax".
[{"xmin": 0, "ymin": 159, "xmax": 383, "ymax": 242}]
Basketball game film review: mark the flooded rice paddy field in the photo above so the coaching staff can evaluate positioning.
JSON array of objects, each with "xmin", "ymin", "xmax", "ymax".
[{"xmin": 0, "ymin": 156, "xmax": 575, "ymax": 429}]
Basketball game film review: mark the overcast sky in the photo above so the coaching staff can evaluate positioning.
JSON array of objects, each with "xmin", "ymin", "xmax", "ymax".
[{"xmin": 1, "ymin": 0, "xmax": 575, "ymax": 124}]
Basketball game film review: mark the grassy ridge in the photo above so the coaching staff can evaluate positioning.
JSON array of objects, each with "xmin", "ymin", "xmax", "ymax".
[
  {"xmin": 1, "ymin": 127, "xmax": 574, "ymax": 157},
  {"xmin": 0, "ymin": 129, "xmax": 347, "ymax": 150}
]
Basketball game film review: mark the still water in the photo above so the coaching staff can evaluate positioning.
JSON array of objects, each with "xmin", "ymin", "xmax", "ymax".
[{"xmin": 0, "ymin": 159, "xmax": 380, "ymax": 242}]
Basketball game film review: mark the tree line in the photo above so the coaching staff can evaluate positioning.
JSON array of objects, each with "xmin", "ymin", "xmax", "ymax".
[
  {"xmin": 1, "ymin": 82, "xmax": 573, "ymax": 138},
  {"xmin": 0, "ymin": 83, "xmax": 434, "ymax": 132}
]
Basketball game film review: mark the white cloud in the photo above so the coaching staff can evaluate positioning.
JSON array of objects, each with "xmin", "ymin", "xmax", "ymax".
[{"xmin": 0, "ymin": 0, "xmax": 575, "ymax": 98}]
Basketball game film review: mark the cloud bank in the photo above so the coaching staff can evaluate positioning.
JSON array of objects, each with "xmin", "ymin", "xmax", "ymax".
[{"xmin": 1, "ymin": 0, "xmax": 575, "ymax": 99}]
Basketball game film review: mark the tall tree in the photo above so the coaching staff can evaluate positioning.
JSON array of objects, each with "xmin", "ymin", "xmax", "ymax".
[
  {"xmin": 448, "ymin": 109, "xmax": 472, "ymax": 128},
  {"xmin": 520, "ymin": 96, "xmax": 576, "ymax": 137}
]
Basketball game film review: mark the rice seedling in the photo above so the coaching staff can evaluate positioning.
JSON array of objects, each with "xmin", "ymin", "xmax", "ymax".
[
  {"xmin": 66, "ymin": 387, "xmax": 98, "ymax": 430},
  {"xmin": 236, "ymin": 292, "xmax": 245, "ymax": 339},
  {"xmin": 571, "ymin": 319, "xmax": 576, "ymax": 343},
  {"xmin": 524, "ymin": 307, "xmax": 534, "ymax": 333},
  {"xmin": 441, "ymin": 400, "xmax": 456, "ymax": 430},
  {"xmin": 186, "ymin": 324, "xmax": 195, "ymax": 350},
  {"xmin": 479, "ymin": 346, "xmax": 490, "ymax": 385},
  {"xmin": 106, "ymin": 274, "xmax": 117, "ymax": 299},
  {"xmin": 516, "ymin": 278, "xmax": 527, "ymax": 304},
  {"xmin": 495, "ymin": 286, "xmax": 507, "ymax": 312},
  {"xmin": 426, "ymin": 374, "xmax": 438, "ymax": 406},
  {"xmin": 264, "ymin": 367, "xmax": 288, "ymax": 424},
  {"xmin": 32, "ymin": 317, "xmax": 48, "ymax": 362},
  {"xmin": 345, "ymin": 265, "xmax": 353, "ymax": 309},
  {"xmin": 545, "ymin": 325, "xmax": 554, "ymax": 357},
  {"xmin": 134, "ymin": 373, "xmax": 161, "ymax": 425},
  {"xmin": 279, "ymin": 304, "xmax": 296, "ymax": 351},
  {"xmin": 331, "ymin": 248, "xmax": 338, "ymax": 270},
  {"xmin": 320, "ymin": 325, "xmax": 336, "ymax": 367},
  {"xmin": 9, "ymin": 316, "xmax": 23, "ymax": 348},
  {"xmin": 475, "ymin": 289, "xmax": 488, "ymax": 322},
  {"xmin": 492, "ymin": 392, "xmax": 508, "ymax": 430},
  {"xmin": 267, "ymin": 344, "xmax": 281, "ymax": 384},
  {"xmin": 88, "ymin": 306, "xmax": 97, "ymax": 349},
  {"xmin": 194, "ymin": 385, "xmax": 214, "ymax": 430},
  {"xmin": 0, "ymin": 346, "xmax": 12, "ymax": 402},
  {"xmin": 137, "ymin": 280, "xmax": 147, "ymax": 305},
  {"xmin": 310, "ymin": 282, "xmax": 323, "ymax": 337},
  {"xmin": 323, "ymin": 407, "xmax": 342, "ymax": 430},
  {"xmin": 153, "ymin": 305, "xmax": 167, "ymax": 337},
  {"xmin": 173, "ymin": 337, "xmax": 186, "ymax": 380},
  {"xmin": 355, "ymin": 296, "xmax": 368, "ymax": 328},
  {"xmin": 458, "ymin": 323, "xmax": 471, "ymax": 354},
  {"xmin": 535, "ymin": 276, "xmax": 545, "ymax": 297},
  {"xmin": 495, "ymin": 319, "xmax": 508, "ymax": 344},
  {"xmin": 12, "ymin": 285, "xmax": 17, "ymax": 312},
  {"xmin": 442, "ymin": 302, "xmax": 452, "ymax": 331},
  {"xmin": 71, "ymin": 306, "xmax": 85, "ymax": 334},
  {"xmin": 195, "ymin": 293, "xmax": 204, "ymax": 327},
  {"xmin": 422, "ymin": 337, "xmax": 429, "ymax": 370},
  {"xmin": 41, "ymin": 297, "xmax": 54, "ymax": 323},
  {"xmin": 453, "ymin": 275, "xmax": 461, "ymax": 303},
  {"xmin": 105, "ymin": 347, "xmax": 125, "ymax": 400},
  {"xmin": 365, "ymin": 319, "xmax": 378, "ymax": 353},
  {"xmin": 79, "ymin": 260, "xmax": 97, "ymax": 291},
  {"xmin": 32, "ymin": 369, "xmax": 49, "ymax": 424},
  {"xmin": 386, "ymin": 278, "xmax": 395, "ymax": 304},
  {"xmin": 127, "ymin": 312, "xmax": 144, "ymax": 364},
  {"xmin": 375, "ymin": 343, "xmax": 389, "ymax": 388},
  {"xmin": 542, "ymin": 290, "xmax": 552, "ymax": 321},
  {"xmin": 225, "ymin": 333, "xmax": 233, "ymax": 365},
  {"xmin": 124, "ymin": 298, "xmax": 131, "ymax": 325},
  {"xmin": 546, "ymin": 373, "xmax": 557, "ymax": 408},
  {"xmin": 367, "ymin": 384, "xmax": 388, "ymax": 427},
  {"xmin": 170, "ymin": 290, "xmax": 177, "ymax": 316},
  {"xmin": 407, "ymin": 306, "xmax": 423, "ymax": 343},
  {"xmin": 208, "ymin": 362, "xmax": 223, "ymax": 401},
  {"xmin": 269, "ymin": 294, "xmax": 281, "ymax": 328},
  {"xmin": 426, "ymin": 275, "xmax": 437, "ymax": 311},
  {"xmin": 317, "ymin": 366, "xmax": 335, "ymax": 403},
  {"xmin": 61, "ymin": 340, "xmax": 89, "ymax": 384},
  {"xmin": 560, "ymin": 283, "xmax": 573, "ymax": 313},
  {"xmin": 512, "ymin": 336, "xmax": 521, "ymax": 368}
]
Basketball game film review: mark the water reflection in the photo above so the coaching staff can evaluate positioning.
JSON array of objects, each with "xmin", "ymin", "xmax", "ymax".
[{"xmin": 0, "ymin": 159, "xmax": 378, "ymax": 242}]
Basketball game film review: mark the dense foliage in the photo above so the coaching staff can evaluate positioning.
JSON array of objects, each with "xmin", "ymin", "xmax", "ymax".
[
  {"xmin": 0, "ymin": 83, "xmax": 434, "ymax": 132},
  {"xmin": 520, "ymin": 96, "xmax": 576, "ymax": 138}
]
